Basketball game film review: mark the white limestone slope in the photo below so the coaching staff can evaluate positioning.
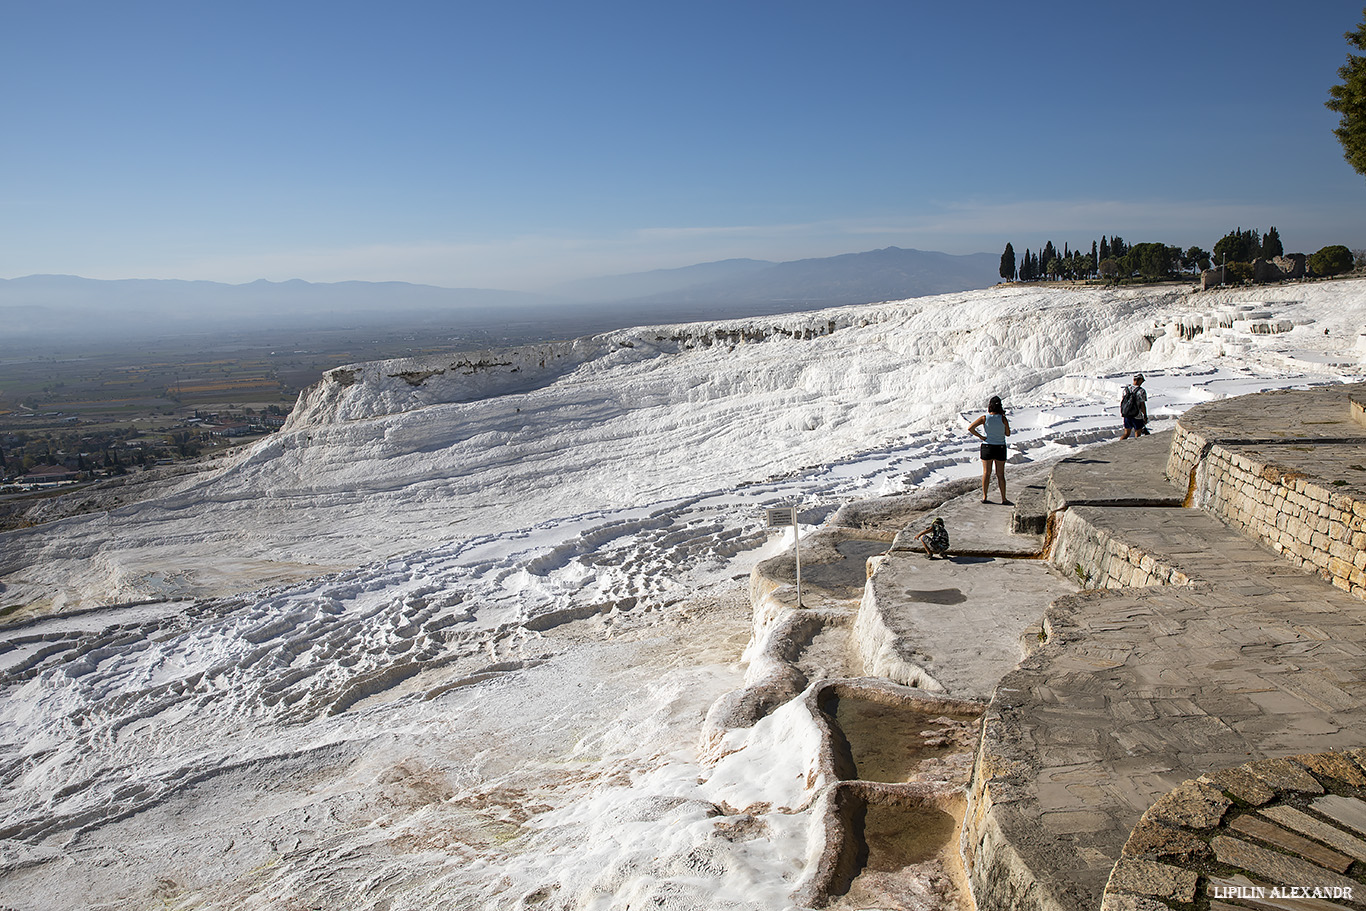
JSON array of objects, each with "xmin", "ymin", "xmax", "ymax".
[
  {"xmin": 9, "ymin": 281, "xmax": 1341, "ymax": 612},
  {"xmin": 0, "ymin": 280, "xmax": 1362, "ymax": 910}
]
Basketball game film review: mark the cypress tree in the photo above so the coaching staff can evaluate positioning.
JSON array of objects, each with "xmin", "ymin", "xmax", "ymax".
[
  {"xmin": 1000, "ymin": 243, "xmax": 1017, "ymax": 281},
  {"xmin": 1263, "ymin": 226, "xmax": 1283, "ymax": 259}
]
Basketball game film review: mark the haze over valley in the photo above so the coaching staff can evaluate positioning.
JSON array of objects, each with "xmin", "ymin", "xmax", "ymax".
[{"xmin": 0, "ymin": 247, "xmax": 1001, "ymax": 345}]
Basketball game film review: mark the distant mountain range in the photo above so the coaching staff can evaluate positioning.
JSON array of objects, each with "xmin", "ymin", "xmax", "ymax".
[
  {"xmin": 0, "ymin": 247, "xmax": 1000, "ymax": 344},
  {"xmin": 550, "ymin": 246, "xmax": 999, "ymax": 307}
]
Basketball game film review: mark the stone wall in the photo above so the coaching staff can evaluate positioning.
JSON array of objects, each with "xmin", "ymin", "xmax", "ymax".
[
  {"xmin": 1165, "ymin": 421, "xmax": 1206, "ymax": 495},
  {"xmin": 1047, "ymin": 508, "xmax": 1192, "ymax": 591},
  {"xmin": 1192, "ymin": 443, "xmax": 1366, "ymax": 598},
  {"xmin": 1199, "ymin": 268, "xmax": 1226, "ymax": 291},
  {"xmin": 1164, "ymin": 384, "xmax": 1366, "ymax": 600},
  {"xmin": 1253, "ymin": 253, "xmax": 1306, "ymax": 283}
]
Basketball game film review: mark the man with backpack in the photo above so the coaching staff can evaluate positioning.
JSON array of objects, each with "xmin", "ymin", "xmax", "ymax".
[{"xmin": 1119, "ymin": 374, "xmax": 1149, "ymax": 439}]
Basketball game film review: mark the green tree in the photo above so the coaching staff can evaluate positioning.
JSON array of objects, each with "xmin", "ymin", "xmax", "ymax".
[
  {"xmin": 1186, "ymin": 246, "xmax": 1212, "ymax": 271},
  {"xmin": 1214, "ymin": 228, "xmax": 1260, "ymax": 264},
  {"xmin": 1308, "ymin": 244, "xmax": 1354, "ymax": 275},
  {"xmin": 1326, "ymin": 7, "xmax": 1366, "ymax": 179},
  {"xmin": 1262, "ymin": 226, "xmax": 1283, "ymax": 259},
  {"xmin": 1123, "ymin": 243, "xmax": 1173, "ymax": 281},
  {"xmin": 1000, "ymin": 243, "xmax": 1016, "ymax": 281}
]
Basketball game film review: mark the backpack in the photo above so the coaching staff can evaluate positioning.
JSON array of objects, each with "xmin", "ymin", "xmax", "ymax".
[{"xmin": 1120, "ymin": 385, "xmax": 1141, "ymax": 419}]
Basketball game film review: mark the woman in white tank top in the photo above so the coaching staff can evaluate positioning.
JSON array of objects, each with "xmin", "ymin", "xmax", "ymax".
[{"xmin": 968, "ymin": 395, "xmax": 1011, "ymax": 504}]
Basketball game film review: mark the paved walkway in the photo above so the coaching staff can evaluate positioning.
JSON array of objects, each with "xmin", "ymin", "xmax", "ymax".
[
  {"xmin": 1044, "ymin": 430, "xmax": 1187, "ymax": 511},
  {"xmin": 863, "ymin": 539, "xmax": 1074, "ymax": 700},
  {"xmin": 742, "ymin": 385, "xmax": 1366, "ymax": 909},
  {"xmin": 961, "ymin": 390, "xmax": 1366, "ymax": 911}
]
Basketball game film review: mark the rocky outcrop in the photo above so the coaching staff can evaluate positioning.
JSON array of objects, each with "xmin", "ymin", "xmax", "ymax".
[
  {"xmin": 1199, "ymin": 268, "xmax": 1229, "ymax": 290},
  {"xmin": 1201, "ymin": 253, "xmax": 1306, "ymax": 288},
  {"xmin": 1253, "ymin": 253, "xmax": 1306, "ymax": 283}
]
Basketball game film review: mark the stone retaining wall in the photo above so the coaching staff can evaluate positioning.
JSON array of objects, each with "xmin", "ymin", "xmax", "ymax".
[
  {"xmin": 1162, "ymin": 383, "xmax": 1366, "ymax": 600},
  {"xmin": 1164, "ymin": 421, "xmax": 1206, "ymax": 497},
  {"xmin": 1047, "ymin": 508, "xmax": 1192, "ymax": 591},
  {"xmin": 1192, "ymin": 443, "xmax": 1366, "ymax": 598}
]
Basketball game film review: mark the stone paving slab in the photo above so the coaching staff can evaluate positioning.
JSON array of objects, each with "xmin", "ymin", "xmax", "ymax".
[
  {"xmin": 963, "ymin": 386, "xmax": 1366, "ymax": 911},
  {"xmin": 891, "ymin": 484, "xmax": 1045, "ymax": 558},
  {"xmin": 967, "ymin": 580, "xmax": 1366, "ymax": 909},
  {"xmin": 1176, "ymin": 385, "xmax": 1366, "ymax": 444},
  {"xmin": 1047, "ymin": 431, "xmax": 1187, "ymax": 512},
  {"xmin": 860, "ymin": 551, "xmax": 1074, "ymax": 699}
]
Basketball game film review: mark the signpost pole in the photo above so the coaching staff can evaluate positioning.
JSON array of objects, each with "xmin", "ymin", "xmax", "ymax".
[{"xmin": 766, "ymin": 505, "xmax": 802, "ymax": 607}]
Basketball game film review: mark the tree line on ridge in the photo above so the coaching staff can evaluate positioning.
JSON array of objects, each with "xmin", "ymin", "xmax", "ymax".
[{"xmin": 998, "ymin": 227, "xmax": 1359, "ymax": 285}]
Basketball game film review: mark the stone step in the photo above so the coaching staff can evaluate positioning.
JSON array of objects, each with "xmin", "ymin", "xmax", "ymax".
[
  {"xmin": 1047, "ymin": 430, "xmax": 1187, "ymax": 513},
  {"xmin": 1050, "ymin": 504, "xmax": 1306, "ymax": 591}
]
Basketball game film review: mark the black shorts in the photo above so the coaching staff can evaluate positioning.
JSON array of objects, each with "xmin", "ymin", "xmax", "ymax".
[{"xmin": 980, "ymin": 444, "xmax": 1007, "ymax": 462}]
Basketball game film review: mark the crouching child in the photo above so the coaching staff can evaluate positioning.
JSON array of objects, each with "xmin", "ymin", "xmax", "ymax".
[{"xmin": 915, "ymin": 517, "xmax": 949, "ymax": 559}]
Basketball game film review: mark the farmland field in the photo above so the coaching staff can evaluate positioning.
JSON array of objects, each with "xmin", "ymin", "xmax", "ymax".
[{"xmin": 0, "ymin": 323, "xmax": 523, "ymax": 437}]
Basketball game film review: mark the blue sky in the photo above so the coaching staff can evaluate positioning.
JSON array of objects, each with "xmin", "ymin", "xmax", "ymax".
[{"xmin": 3, "ymin": 0, "xmax": 1364, "ymax": 290}]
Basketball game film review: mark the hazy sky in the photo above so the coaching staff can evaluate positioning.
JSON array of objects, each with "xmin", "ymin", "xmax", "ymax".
[{"xmin": 3, "ymin": 1, "xmax": 1364, "ymax": 290}]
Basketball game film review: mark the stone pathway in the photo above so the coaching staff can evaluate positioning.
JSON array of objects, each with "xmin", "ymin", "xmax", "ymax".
[
  {"xmin": 737, "ymin": 384, "xmax": 1366, "ymax": 909},
  {"xmin": 859, "ymin": 550, "xmax": 1074, "ymax": 699},
  {"xmin": 1110, "ymin": 750, "xmax": 1366, "ymax": 910},
  {"xmin": 962, "ymin": 385, "xmax": 1366, "ymax": 911}
]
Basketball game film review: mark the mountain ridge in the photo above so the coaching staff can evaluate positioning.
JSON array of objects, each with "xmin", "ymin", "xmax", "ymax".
[{"xmin": 0, "ymin": 246, "xmax": 1001, "ymax": 342}]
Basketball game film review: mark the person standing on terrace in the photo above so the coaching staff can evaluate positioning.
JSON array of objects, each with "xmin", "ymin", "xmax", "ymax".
[
  {"xmin": 1119, "ymin": 374, "xmax": 1149, "ymax": 439},
  {"xmin": 968, "ymin": 395, "xmax": 1011, "ymax": 505}
]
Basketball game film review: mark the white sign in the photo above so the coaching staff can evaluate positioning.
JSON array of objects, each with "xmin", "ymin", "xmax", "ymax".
[{"xmin": 764, "ymin": 505, "xmax": 802, "ymax": 606}]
